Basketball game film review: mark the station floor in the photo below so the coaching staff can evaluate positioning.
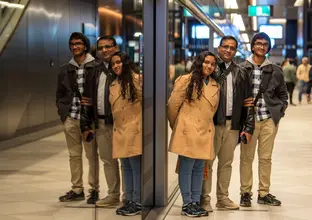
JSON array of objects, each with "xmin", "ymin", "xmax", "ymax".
[
  {"xmin": 164, "ymin": 97, "xmax": 312, "ymax": 219},
  {"xmin": 0, "ymin": 94, "xmax": 311, "ymax": 220}
]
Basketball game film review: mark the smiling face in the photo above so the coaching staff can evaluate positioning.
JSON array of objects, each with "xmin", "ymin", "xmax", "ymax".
[
  {"xmin": 97, "ymin": 39, "xmax": 118, "ymax": 62},
  {"xmin": 218, "ymin": 39, "xmax": 237, "ymax": 63},
  {"xmin": 202, "ymin": 55, "xmax": 216, "ymax": 77},
  {"xmin": 69, "ymin": 38, "xmax": 86, "ymax": 57},
  {"xmin": 252, "ymin": 38, "xmax": 269, "ymax": 57},
  {"xmin": 111, "ymin": 55, "xmax": 123, "ymax": 76}
]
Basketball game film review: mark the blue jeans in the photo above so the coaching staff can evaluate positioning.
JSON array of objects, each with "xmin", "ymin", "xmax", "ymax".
[
  {"xmin": 120, "ymin": 155, "xmax": 141, "ymax": 203},
  {"xmin": 178, "ymin": 155, "xmax": 205, "ymax": 205},
  {"xmin": 298, "ymin": 80, "xmax": 308, "ymax": 102}
]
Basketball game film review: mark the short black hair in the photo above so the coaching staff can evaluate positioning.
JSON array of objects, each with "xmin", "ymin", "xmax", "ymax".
[
  {"xmin": 97, "ymin": 35, "xmax": 117, "ymax": 47},
  {"xmin": 219, "ymin": 36, "xmax": 238, "ymax": 48},
  {"xmin": 69, "ymin": 32, "xmax": 90, "ymax": 52},
  {"xmin": 250, "ymin": 32, "xmax": 271, "ymax": 54}
]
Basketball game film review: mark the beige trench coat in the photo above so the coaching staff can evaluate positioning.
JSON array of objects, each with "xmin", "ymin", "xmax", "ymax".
[
  {"xmin": 109, "ymin": 73, "xmax": 142, "ymax": 159},
  {"xmin": 168, "ymin": 73, "xmax": 220, "ymax": 160}
]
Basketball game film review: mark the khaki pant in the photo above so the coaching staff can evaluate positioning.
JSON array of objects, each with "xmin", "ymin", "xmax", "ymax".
[
  {"xmin": 240, "ymin": 118, "xmax": 279, "ymax": 197},
  {"xmin": 64, "ymin": 117, "xmax": 99, "ymax": 194},
  {"xmin": 202, "ymin": 120, "xmax": 239, "ymax": 201},
  {"xmin": 96, "ymin": 120, "xmax": 124, "ymax": 200}
]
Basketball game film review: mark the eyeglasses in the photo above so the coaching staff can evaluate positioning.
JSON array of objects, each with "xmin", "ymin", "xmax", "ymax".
[
  {"xmin": 220, "ymin": 45, "xmax": 237, "ymax": 52},
  {"xmin": 254, "ymin": 42, "xmax": 269, "ymax": 48},
  {"xmin": 97, "ymin": 45, "xmax": 115, "ymax": 50},
  {"xmin": 69, "ymin": 42, "xmax": 84, "ymax": 47}
]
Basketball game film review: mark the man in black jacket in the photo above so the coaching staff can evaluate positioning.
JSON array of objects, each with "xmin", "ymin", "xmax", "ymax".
[
  {"xmin": 56, "ymin": 32, "xmax": 99, "ymax": 204},
  {"xmin": 239, "ymin": 32, "xmax": 288, "ymax": 207},
  {"xmin": 200, "ymin": 36, "xmax": 255, "ymax": 212},
  {"xmin": 80, "ymin": 36, "xmax": 123, "ymax": 207}
]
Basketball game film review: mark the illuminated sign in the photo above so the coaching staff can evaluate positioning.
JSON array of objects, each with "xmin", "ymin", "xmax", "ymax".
[{"xmin": 248, "ymin": 5, "xmax": 272, "ymax": 17}]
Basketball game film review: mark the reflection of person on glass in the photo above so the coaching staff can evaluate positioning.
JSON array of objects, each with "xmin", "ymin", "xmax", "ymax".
[
  {"xmin": 168, "ymin": 51, "xmax": 220, "ymax": 217},
  {"xmin": 80, "ymin": 36, "xmax": 124, "ymax": 207},
  {"xmin": 56, "ymin": 32, "xmax": 100, "ymax": 204},
  {"xmin": 109, "ymin": 52, "xmax": 142, "ymax": 216}
]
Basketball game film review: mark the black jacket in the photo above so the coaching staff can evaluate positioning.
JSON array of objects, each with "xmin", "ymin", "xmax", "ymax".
[
  {"xmin": 56, "ymin": 61, "xmax": 96, "ymax": 123},
  {"xmin": 240, "ymin": 60, "xmax": 288, "ymax": 126},
  {"xmin": 80, "ymin": 61, "xmax": 116, "ymax": 132},
  {"xmin": 213, "ymin": 57, "xmax": 255, "ymax": 134}
]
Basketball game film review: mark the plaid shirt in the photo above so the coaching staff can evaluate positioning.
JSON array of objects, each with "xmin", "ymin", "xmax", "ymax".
[
  {"xmin": 69, "ymin": 68, "xmax": 85, "ymax": 120},
  {"xmin": 252, "ymin": 68, "xmax": 271, "ymax": 121}
]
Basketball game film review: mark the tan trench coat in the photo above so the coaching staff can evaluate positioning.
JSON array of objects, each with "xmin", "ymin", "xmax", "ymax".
[
  {"xmin": 168, "ymin": 73, "xmax": 220, "ymax": 161},
  {"xmin": 109, "ymin": 73, "xmax": 142, "ymax": 159}
]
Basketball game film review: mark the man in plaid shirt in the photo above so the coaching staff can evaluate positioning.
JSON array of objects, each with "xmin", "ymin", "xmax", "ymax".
[
  {"xmin": 239, "ymin": 32, "xmax": 288, "ymax": 207},
  {"xmin": 56, "ymin": 32, "xmax": 99, "ymax": 204}
]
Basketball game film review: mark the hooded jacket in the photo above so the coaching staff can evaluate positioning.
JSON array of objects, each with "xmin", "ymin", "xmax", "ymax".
[
  {"xmin": 56, "ymin": 53, "xmax": 95, "ymax": 122},
  {"xmin": 240, "ymin": 55, "xmax": 288, "ymax": 126}
]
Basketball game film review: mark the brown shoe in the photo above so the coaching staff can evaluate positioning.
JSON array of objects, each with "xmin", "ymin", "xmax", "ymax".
[
  {"xmin": 216, "ymin": 198, "xmax": 239, "ymax": 210},
  {"xmin": 200, "ymin": 199, "xmax": 213, "ymax": 212},
  {"xmin": 96, "ymin": 196, "xmax": 120, "ymax": 207}
]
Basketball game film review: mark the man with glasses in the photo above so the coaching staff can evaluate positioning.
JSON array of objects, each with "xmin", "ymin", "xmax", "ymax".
[
  {"xmin": 239, "ymin": 32, "xmax": 288, "ymax": 207},
  {"xmin": 56, "ymin": 32, "xmax": 100, "ymax": 204},
  {"xmin": 200, "ymin": 36, "xmax": 255, "ymax": 212},
  {"xmin": 80, "ymin": 36, "xmax": 124, "ymax": 207}
]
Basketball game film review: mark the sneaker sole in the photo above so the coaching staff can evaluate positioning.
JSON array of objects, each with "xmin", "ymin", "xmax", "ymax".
[
  {"xmin": 59, "ymin": 197, "xmax": 85, "ymax": 202},
  {"xmin": 240, "ymin": 203, "xmax": 252, "ymax": 207},
  {"xmin": 257, "ymin": 201, "xmax": 281, "ymax": 206},
  {"xmin": 181, "ymin": 211, "xmax": 201, "ymax": 217},
  {"xmin": 96, "ymin": 203, "xmax": 120, "ymax": 208},
  {"xmin": 122, "ymin": 211, "xmax": 142, "ymax": 216}
]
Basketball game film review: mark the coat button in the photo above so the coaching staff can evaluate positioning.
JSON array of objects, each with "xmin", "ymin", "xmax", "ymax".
[
  {"xmin": 208, "ymin": 129, "xmax": 211, "ymax": 132},
  {"xmin": 114, "ymin": 128, "xmax": 116, "ymax": 131}
]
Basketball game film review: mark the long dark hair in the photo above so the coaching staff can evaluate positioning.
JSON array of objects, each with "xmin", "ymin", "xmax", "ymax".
[
  {"xmin": 111, "ymin": 51, "xmax": 139, "ymax": 102},
  {"xmin": 186, "ymin": 51, "xmax": 216, "ymax": 102}
]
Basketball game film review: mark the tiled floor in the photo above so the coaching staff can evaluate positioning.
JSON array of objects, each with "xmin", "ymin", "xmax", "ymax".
[
  {"xmin": 164, "ymin": 97, "xmax": 312, "ymax": 219},
  {"xmin": 0, "ymin": 132, "xmax": 139, "ymax": 220}
]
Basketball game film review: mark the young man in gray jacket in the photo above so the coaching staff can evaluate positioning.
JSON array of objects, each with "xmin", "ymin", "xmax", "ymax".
[
  {"xmin": 239, "ymin": 32, "xmax": 288, "ymax": 207},
  {"xmin": 56, "ymin": 32, "xmax": 99, "ymax": 204}
]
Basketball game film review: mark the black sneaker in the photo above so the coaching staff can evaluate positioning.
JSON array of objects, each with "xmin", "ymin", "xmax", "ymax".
[
  {"xmin": 116, "ymin": 201, "xmax": 131, "ymax": 215},
  {"xmin": 181, "ymin": 203, "xmax": 201, "ymax": 217},
  {"xmin": 59, "ymin": 190, "xmax": 85, "ymax": 202},
  {"xmin": 87, "ymin": 190, "xmax": 99, "ymax": 204},
  {"xmin": 195, "ymin": 203, "xmax": 209, "ymax": 216},
  {"xmin": 120, "ymin": 201, "xmax": 142, "ymax": 216},
  {"xmin": 240, "ymin": 192, "xmax": 252, "ymax": 207},
  {"xmin": 257, "ymin": 194, "xmax": 281, "ymax": 206}
]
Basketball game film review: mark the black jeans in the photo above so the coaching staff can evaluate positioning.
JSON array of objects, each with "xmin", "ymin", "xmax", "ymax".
[{"xmin": 286, "ymin": 82, "xmax": 295, "ymax": 104}]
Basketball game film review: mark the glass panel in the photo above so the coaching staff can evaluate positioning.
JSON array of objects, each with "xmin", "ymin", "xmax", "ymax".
[
  {"xmin": 167, "ymin": 1, "xmax": 186, "ymax": 199},
  {"xmin": 96, "ymin": 0, "xmax": 143, "ymax": 219}
]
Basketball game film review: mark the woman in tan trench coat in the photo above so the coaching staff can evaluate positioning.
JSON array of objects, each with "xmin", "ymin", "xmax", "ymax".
[
  {"xmin": 109, "ymin": 51, "xmax": 142, "ymax": 216},
  {"xmin": 168, "ymin": 51, "xmax": 220, "ymax": 218}
]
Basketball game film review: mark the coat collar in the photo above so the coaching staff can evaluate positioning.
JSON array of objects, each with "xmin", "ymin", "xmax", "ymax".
[{"xmin": 201, "ymin": 76, "xmax": 219, "ymax": 107}]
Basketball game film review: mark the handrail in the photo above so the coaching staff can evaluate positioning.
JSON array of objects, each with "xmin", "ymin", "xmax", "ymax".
[{"xmin": 175, "ymin": 0, "xmax": 225, "ymax": 37}]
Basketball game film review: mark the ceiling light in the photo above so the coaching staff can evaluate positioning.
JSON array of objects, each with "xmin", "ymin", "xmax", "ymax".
[
  {"xmin": 241, "ymin": 33, "xmax": 249, "ymax": 43},
  {"xmin": 232, "ymin": 14, "xmax": 246, "ymax": 31},
  {"xmin": 294, "ymin": 0, "xmax": 304, "ymax": 6},
  {"xmin": 0, "ymin": 1, "xmax": 25, "ymax": 9},
  {"xmin": 269, "ymin": 18, "xmax": 286, "ymax": 24},
  {"xmin": 224, "ymin": 0, "xmax": 238, "ymax": 9}
]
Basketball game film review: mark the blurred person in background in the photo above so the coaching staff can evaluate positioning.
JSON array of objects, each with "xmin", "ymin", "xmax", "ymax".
[
  {"xmin": 282, "ymin": 59, "xmax": 297, "ymax": 106},
  {"xmin": 296, "ymin": 57, "xmax": 311, "ymax": 104}
]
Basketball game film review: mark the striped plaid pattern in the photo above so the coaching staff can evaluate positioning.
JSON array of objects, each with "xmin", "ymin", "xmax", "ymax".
[
  {"xmin": 69, "ymin": 68, "xmax": 85, "ymax": 120},
  {"xmin": 252, "ymin": 69, "xmax": 271, "ymax": 121}
]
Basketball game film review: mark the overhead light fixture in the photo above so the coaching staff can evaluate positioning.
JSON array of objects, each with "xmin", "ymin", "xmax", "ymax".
[
  {"xmin": 294, "ymin": 0, "xmax": 304, "ymax": 6},
  {"xmin": 247, "ymin": 44, "xmax": 251, "ymax": 51},
  {"xmin": 269, "ymin": 18, "xmax": 286, "ymax": 24},
  {"xmin": 252, "ymin": 17, "xmax": 257, "ymax": 31},
  {"xmin": 224, "ymin": 0, "xmax": 238, "ymax": 9},
  {"xmin": 134, "ymin": 32, "xmax": 142, "ymax": 37},
  {"xmin": 232, "ymin": 14, "xmax": 246, "ymax": 31},
  {"xmin": 251, "ymin": 0, "xmax": 256, "ymax": 6},
  {"xmin": 0, "ymin": 1, "xmax": 25, "ymax": 9},
  {"xmin": 241, "ymin": 33, "xmax": 249, "ymax": 43}
]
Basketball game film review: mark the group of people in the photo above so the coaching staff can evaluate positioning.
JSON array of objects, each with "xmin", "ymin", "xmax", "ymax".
[
  {"xmin": 56, "ymin": 32, "xmax": 142, "ymax": 216},
  {"xmin": 282, "ymin": 57, "xmax": 312, "ymax": 106},
  {"xmin": 168, "ymin": 32, "xmax": 288, "ymax": 217}
]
